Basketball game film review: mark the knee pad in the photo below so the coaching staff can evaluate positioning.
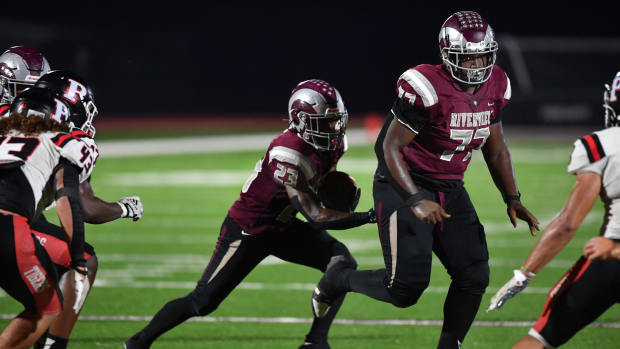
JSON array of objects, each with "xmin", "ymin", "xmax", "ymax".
[
  {"xmin": 343, "ymin": 252, "xmax": 358, "ymax": 270},
  {"xmin": 190, "ymin": 295, "xmax": 218, "ymax": 316},
  {"xmin": 331, "ymin": 243, "xmax": 359, "ymax": 270},
  {"xmin": 189, "ymin": 288, "xmax": 220, "ymax": 316},
  {"xmin": 453, "ymin": 261, "xmax": 489, "ymax": 295},
  {"xmin": 86, "ymin": 255, "xmax": 99, "ymax": 277},
  {"xmin": 387, "ymin": 284, "xmax": 426, "ymax": 308}
]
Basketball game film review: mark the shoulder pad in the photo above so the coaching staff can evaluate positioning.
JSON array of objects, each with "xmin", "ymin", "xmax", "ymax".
[
  {"xmin": 397, "ymin": 66, "xmax": 438, "ymax": 108},
  {"xmin": 268, "ymin": 145, "xmax": 315, "ymax": 181},
  {"xmin": 53, "ymin": 133, "xmax": 96, "ymax": 182},
  {"xmin": 568, "ymin": 134, "xmax": 606, "ymax": 173}
]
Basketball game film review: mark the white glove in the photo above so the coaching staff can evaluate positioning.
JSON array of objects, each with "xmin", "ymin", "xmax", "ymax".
[
  {"xmin": 118, "ymin": 196, "xmax": 143, "ymax": 221},
  {"xmin": 487, "ymin": 269, "xmax": 532, "ymax": 312},
  {"xmin": 72, "ymin": 268, "xmax": 90, "ymax": 314}
]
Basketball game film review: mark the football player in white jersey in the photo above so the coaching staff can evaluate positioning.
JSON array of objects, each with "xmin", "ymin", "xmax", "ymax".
[
  {"xmin": 0, "ymin": 87, "xmax": 89, "ymax": 349},
  {"xmin": 584, "ymin": 236, "xmax": 620, "ymax": 260},
  {"xmin": 26, "ymin": 70, "xmax": 143, "ymax": 349},
  {"xmin": 487, "ymin": 70, "xmax": 620, "ymax": 348}
]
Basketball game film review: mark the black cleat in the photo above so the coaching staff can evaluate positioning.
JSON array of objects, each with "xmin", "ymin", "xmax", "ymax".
[
  {"xmin": 298, "ymin": 341, "xmax": 332, "ymax": 349},
  {"xmin": 124, "ymin": 331, "xmax": 148, "ymax": 349},
  {"xmin": 311, "ymin": 255, "xmax": 353, "ymax": 318}
]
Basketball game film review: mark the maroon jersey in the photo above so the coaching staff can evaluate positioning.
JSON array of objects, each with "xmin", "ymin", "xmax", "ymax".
[
  {"xmin": 228, "ymin": 129, "xmax": 344, "ymax": 235},
  {"xmin": 389, "ymin": 64, "xmax": 510, "ymax": 180}
]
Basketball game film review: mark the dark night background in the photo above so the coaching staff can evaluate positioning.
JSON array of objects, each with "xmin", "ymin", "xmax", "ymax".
[{"xmin": 1, "ymin": 5, "xmax": 617, "ymax": 125}]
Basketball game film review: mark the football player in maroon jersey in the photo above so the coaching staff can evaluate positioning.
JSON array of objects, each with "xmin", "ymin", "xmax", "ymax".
[
  {"xmin": 0, "ymin": 46, "xmax": 51, "ymax": 115},
  {"xmin": 125, "ymin": 79, "xmax": 376, "ymax": 349},
  {"xmin": 487, "ymin": 71, "xmax": 620, "ymax": 348},
  {"xmin": 311, "ymin": 11, "xmax": 539, "ymax": 349}
]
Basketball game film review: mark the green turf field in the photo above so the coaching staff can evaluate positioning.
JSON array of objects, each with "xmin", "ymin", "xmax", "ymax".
[{"xmin": 1, "ymin": 137, "xmax": 619, "ymax": 348}]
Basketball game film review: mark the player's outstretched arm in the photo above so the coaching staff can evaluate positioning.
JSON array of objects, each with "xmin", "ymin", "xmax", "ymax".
[
  {"xmin": 286, "ymin": 185, "xmax": 375, "ymax": 230},
  {"xmin": 54, "ymin": 160, "xmax": 90, "ymax": 313},
  {"xmin": 482, "ymin": 122, "xmax": 539, "ymax": 235},
  {"xmin": 382, "ymin": 118, "xmax": 449, "ymax": 224},
  {"xmin": 79, "ymin": 181, "xmax": 143, "ymax": 223},
  {"xmin": 488, "ymin": 171, "xmax": 601, "ymax": 311}
]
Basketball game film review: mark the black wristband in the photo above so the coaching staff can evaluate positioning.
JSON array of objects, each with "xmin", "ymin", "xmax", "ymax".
[
  {"xmin": 504, "ymin": 192, "xmax": 521, "ymax": 204},
  {"xmin": 405, "ymin": 192, "xmax": 425, "ymax": 206}
]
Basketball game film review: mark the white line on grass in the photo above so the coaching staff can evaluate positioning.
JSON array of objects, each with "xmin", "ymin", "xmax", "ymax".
[
  {"xmin": 0, "ymin": 314, "xmax": 617, "ymax": 328},
  {"xmin": 96, "ymin": 128, "xmax": 575, "ymax": 163},
  {"xmin": 90, "ymin": 278, "xmax": 556, "ymax": 296},
  {"xmin": 101, "ymin": 151, "xmax": 571, "ymax": 187}
]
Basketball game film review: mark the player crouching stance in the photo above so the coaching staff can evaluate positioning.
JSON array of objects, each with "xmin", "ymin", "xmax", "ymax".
[
  {"xmin": 125, "ymin": 79, "xmax": 375, "ymax": 349},
  {"xmin": 487, "ymin": 71, "xmax": 620, "ymax": 348},
  {"xmin": 0, "ymin": 88, "xmax": 89, "ymax": 349}
]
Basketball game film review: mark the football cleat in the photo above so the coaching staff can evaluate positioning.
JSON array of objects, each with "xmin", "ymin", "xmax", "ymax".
[
  {"xmin": 299, "ymin": 341, "xmax": 332, "ymax": 349},
  {"xmin": 124, "ymin": 332, "xmax": 147, "ymax": 349},
  {"xmin": 311, "ymin": 255, "xmax": 353, "ymax": 318}
]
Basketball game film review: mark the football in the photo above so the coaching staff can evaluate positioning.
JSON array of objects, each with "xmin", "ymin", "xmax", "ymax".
[{"xmin": 317, "ymin": 171, "xmax": 360, "ymax": 212}]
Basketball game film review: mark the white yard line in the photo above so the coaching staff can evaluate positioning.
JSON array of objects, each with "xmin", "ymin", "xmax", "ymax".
[
  {"xmin": 0, "ymin": 313, "xmax": 616, "ymax": 328},
  {"xmin": 96, "ymin": 128, "xmax": 574, "ymax": 164},
  {"xmin": 89, "ymin": 279, "xmax": 557, "ymax": 296}
]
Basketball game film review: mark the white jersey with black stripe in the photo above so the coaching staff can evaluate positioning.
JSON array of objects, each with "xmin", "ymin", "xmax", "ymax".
[
  {"xmin": 568, "ymin": 127, "xmax": 620, "ymax": 239},
  {"xmin": 0, "ymin": 130, "xmax": 93, "ymax": 214}
]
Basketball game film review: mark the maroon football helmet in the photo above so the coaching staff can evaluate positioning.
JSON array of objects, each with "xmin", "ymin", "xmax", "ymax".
[
  {"xmin": 0, "ymin": 46, "xmax": 51, "ymax": 104},
  {"xmin": 438, "ymin": 11, "xmax": 498, "ymax": 85},
  {"xmin": 603, "ymin": 71, "xmax": 620, "ymax": 128},
  {"xmin": 288, "ymin": 79, "xmax": 348, "ymax": 151}
]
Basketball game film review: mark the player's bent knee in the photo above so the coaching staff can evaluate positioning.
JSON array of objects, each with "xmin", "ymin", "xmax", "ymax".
[
  {"xmin": 454, "ymin": 261, "xmax": 489, "ymax": 295},
  {"xmin": 387, "ymin": 286, "xmax": 425, "ymax": 308},
  {"xmin": 189, "ymin": 291, "xmax": 221, "ymax": 316},
  {"xmin": 343, "ymin": 253, "xmax": 358, "ymax": 270},
  {"xmin": 86, "ymin": 255, "xmax": 99, "ymax": 282}
]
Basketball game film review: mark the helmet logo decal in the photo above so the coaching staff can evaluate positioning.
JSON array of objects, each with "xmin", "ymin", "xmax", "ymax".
[
  {"xmin": 611, "ymin": 74, "xmax": 620, "ymax": 103},
  {"xmin": 455, "ymin": 11, "xmax": 484, "ymax": 29},
  {"xmin": 0, "ymin": 63, "xmax": 15, "ymax": 79},
  {"xmin": 50, "ymin": 98, "xmax": 70, "ymax": 123},
  {"xmin": 63, "ymin": 79, "xmax": 87, "ymax": 104}
]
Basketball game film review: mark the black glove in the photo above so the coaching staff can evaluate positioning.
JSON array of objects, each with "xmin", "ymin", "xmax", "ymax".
[{"xmin": 367, "ymin": 208, "xmax": 377, "ymax": 223}]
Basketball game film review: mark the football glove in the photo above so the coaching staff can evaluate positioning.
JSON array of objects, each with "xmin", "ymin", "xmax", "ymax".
[
  {"xmin": 118, "ymin": 196, "xmax": 143, "ymax": 221},
  {"xmin": 487, "ymin": 269, "xmax": 532, "ymax": 312},
  {"xmin": 367, "ymin": 208, "xmax": 377, "ymax": 223},
  {"xmin": 72, "ymin": 268, "xmax": 90, "ymax": 314}
]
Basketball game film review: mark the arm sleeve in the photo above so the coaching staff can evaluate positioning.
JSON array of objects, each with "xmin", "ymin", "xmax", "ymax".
[
  {"xmin": 290, "ymin": 196, "xmax": 371, "ymax": 230},
  {"xmin": 391, "ymin": 98, "xmax": 430, "ymax": 134},
  {"xmin": 56, "ymin": 158, "xmax": 86, "ymax": 268}
]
